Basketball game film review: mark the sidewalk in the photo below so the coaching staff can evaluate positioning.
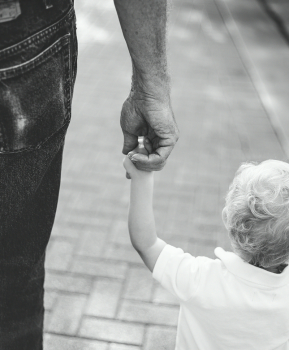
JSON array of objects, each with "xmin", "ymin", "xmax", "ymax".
[
  {"xmin": 43, "ymin": 0, "xmax": 288, "ymax": 349},
  {"xmin": 218, "ymin": 0, "xmax": 289, "ymax": 156}
]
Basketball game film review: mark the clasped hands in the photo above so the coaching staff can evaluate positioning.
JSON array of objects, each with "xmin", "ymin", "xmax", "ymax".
[{"xmin": 121, "ymin": 86, "xmax": 179, "ymax": 178}]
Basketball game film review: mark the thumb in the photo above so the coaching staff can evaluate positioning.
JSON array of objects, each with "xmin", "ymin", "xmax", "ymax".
[{"xmin": 122, "ymin": 130, "xmax": 138, "ymax": 155}]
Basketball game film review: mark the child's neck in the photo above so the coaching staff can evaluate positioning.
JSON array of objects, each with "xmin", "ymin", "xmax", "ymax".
[
  {"xmin": 253, "ymin": 263, "xmax": 288, "ymax": 274},
  {"xmin": 263, "ymin": 266, "xmax": 279, "ymax": 274}
]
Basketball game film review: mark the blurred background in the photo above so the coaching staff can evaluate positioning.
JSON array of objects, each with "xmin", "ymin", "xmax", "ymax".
[{"xmin": 43, "ymin": 0, "xmax": 289, "ymax": 349}]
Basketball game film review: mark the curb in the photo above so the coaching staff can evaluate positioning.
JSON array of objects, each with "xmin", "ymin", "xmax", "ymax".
[{"xmin": 215, "ymin": 0, "xmax": 289, "ymax": 159}]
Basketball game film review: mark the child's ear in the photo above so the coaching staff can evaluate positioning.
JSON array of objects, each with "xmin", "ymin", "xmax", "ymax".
[{"xmin": 222, "ymin": 207, "xmax": 228, "ymax": 228}]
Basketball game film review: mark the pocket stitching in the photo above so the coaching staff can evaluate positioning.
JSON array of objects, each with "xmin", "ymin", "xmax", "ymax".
[
  {"xmin": 0, "ymin": 7, "xmax": 74, "ymax": 60},
  {"xmin": 0, "ymin": 34, "xmax": 70, "ymax": 80}
]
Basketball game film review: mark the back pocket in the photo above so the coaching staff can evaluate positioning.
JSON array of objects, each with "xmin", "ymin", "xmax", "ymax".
[{"xmin": 0, "ymin": 34, "xmax": 72, "ymax": 153}]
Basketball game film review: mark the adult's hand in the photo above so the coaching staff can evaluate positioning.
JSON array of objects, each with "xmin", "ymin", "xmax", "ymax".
[{"xmin": 121, "ymin": 87, "xmax": 179, "ymax": 172}]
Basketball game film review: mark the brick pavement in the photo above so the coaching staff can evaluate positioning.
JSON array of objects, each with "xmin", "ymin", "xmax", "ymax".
[{"xmin": 43, "ymin": 0, "xmax": 288, "ymax": 349}]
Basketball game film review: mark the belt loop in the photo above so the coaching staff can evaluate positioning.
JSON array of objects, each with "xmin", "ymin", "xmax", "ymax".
[{"xmin": 43, "ymin": 0, "xmax": 53, "ymax": 9}]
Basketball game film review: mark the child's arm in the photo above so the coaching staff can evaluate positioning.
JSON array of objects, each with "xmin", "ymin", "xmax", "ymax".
[{"xmin": 123, "ymin": 155, "xmax": 166, "ymax": 272}]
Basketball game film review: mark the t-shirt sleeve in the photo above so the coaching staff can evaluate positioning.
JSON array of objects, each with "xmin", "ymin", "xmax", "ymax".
[{"xmin": 153, "ymin": 244, "xmax": 203, "ymax": 302}]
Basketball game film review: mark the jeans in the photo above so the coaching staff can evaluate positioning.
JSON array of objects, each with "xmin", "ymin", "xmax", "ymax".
[{"xmin": 0, "ymin": 1, "xmax": 77, "ymax": 349}]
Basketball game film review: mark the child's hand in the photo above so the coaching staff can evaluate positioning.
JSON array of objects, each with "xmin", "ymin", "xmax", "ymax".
[
  {"xmin": 123, "ymin": 156, "xmax": 141, "ymax": 179},
  {"xmin": 123, "ymin": 137, "xmax": 153, "ymax": 180}
]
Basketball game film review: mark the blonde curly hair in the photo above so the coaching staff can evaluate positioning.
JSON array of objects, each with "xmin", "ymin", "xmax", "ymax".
[{"xmin": 223, "ymin": 160, "xmax": 289, "ymax": 268}]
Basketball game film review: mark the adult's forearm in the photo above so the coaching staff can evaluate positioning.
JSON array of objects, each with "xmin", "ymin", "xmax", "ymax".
[{"xmin": 114, "ymin": 0, "xmax": 171, "ymax": 91}]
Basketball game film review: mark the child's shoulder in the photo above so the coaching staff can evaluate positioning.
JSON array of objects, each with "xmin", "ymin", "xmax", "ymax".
[{"xmin": 159, "ymin": 244, "xmax": 225, "ymax": 274}]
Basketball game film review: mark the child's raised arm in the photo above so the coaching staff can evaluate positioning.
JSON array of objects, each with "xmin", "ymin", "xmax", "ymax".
[{"xmin": 123, "ymin": 141, "xmax": 166, "ymax": 272}]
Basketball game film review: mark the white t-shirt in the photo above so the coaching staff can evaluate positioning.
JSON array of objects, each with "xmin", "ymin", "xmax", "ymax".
[{"xmin": 153, "ymin": 245, "xmax": 289, "ymax": 350}]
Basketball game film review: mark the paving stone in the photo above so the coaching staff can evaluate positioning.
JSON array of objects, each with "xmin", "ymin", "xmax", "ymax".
[
  {"xmin": 85, "ymin": 279, "xmax": 123, "ymax": 317},
  {"xmin": 117, "ymin": 300, "xmax": 179, "ymax": 326},
  {"xmin": 51, "ymin": 223, "xmax": 80, "ymax": 238},
  {"xmin": 163, "ymin": 238, "xmax": 190, "ymax": 254},
  {"xmin": 47, "ymin": 294, "xmax": 87, "ymax": 335},
  {"xmin": 79, "ymin": 317, "xmax": 144, "ymax": 345},
  {"xmin": 109, "ymin": 219, "xmax": 131, "ymax": 246},
  {"xmin": 45, "ymin": 271, "xmax": 92, "ymax": 294},
  {"xmin": 123, "ymin": 267, "xmax": 154, "ymax": 302},
  {"xmin": 161, "ymin": 219, "xmax": 191, "ymax": 239},
  {"xmin": 44, "ymin": 311, "xmax": 52, "ymax": 332},
  {"xmin": 76, "ymin": 227, "xmax": 108, "ymax": 257},
  {"xmin": 188, "ymin": 242, "xmax": 218, "ymax": 259},
  {"xmin": 109, "ymin": 344, "xmax": 141, "ymax": 350},
  {"xmin": 96, "ymin": 201, "xmax": 128, "ymax": 220},
  {"xmin": 44, "ymin": 290, "xmax": 58, "ymax": 311},
  {"xmin": 191, "ymin": 219, "xmax": 224, "ymax": 241},
  {"xmin": 45, "ymin": 239, "xmax": 75, "ymax": 271},
  {"xmin": 104, "ymin": 244, "xmax": 143, "ymax": 264},
  {"xmin": 144, "ymin": 326, "xmax": 177, "ymax": 350},
  {"xmin": 152, "ymin": 285, "xmax": 179, "ymax": 306},
  {"xmin": 69, "ymin": 190, "xmax": 109, "ymax": 212},
  {"xmin": 44, "ymin": 333, "xmax": 108, "ymax": 350},
  {"xmin": 58, "ymin": 209, "xmax": 110, "ymax": 227},
  {"xmin": 70, "ymin": 257, "xmax": 128, "ymax": 279}
]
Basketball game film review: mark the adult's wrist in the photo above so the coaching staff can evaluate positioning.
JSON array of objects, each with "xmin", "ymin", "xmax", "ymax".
[
  {"xmin": 131, "ymin": 76, "xmax": 171, "ymax": 107},
  {"xmin": 132, "ymin": 64, "xmax": 171, "ymax": 99}
]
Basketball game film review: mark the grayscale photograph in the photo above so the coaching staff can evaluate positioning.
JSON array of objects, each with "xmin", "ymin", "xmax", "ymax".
[{"xmin": 0, "ymin": 0, "xmax": 289, "ymax": 349}]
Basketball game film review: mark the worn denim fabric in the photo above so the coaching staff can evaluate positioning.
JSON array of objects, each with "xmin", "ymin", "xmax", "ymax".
[{"xmin": 0, "ymin": 1, "xmax": 77, "ymax": 349}]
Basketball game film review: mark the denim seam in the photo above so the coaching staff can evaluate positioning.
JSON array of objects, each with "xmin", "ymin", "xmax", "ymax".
[
  {"xmin": 66, "ymin": 34, "xmax": 72, "ymax": 116},
  {"xmin": 0, "ymin": 7, "xmax": 75, "ymax": 60},
  {"xmin": 0, "ymin": 119, "xmax": 8, "ymax": 152},
  {"xmin": 0, "ymin": 34, "xmax": 70, "ymax": 79}
]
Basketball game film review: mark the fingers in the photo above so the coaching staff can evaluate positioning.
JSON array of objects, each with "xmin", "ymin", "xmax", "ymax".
[
  {"xmin": 130, "ymin": 154, "xmax": 165, "ymax": 171},
  {"xmin": 127, "ymin": 135, "xmax": 176, "ymax": 171},
  {"xmin": 123, "ymin": 155, "xmax": 140, "ymax": 180},
  {"xmin": 122, "ymin": 130, "xmax": 138, "ymax": 155},
  {"xmin": 124, "ymin": 133, "xmax": 178, "ymax": 172},
  {"xmin": 129, "ymin": 144, "xmax": 174, "ymax": 171}
]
